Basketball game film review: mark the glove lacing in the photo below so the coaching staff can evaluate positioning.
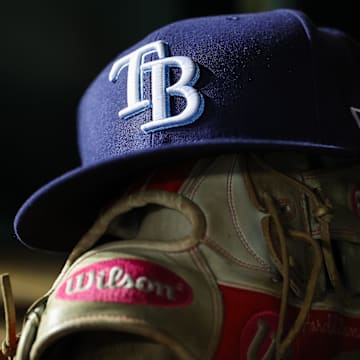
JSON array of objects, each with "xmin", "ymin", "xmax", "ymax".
[
  {"xmin": 0, "ymin": 274, "xmax": 18, "ymax": 360},
  {"xmin": 247, "ymin": 154, "xmax": 349, "ymax": 359},
  {"xmin": 0, "ymin": 155, "xmax": 350, "ymax": 360},
  {"xmin": 263, "ymin": 193, "xmax": 322, "ymax": 359}
]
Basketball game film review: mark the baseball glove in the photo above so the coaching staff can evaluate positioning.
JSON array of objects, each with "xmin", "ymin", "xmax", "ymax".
[{"xmin": 2, "ymin": 152, "xmax": 360, "ymax": 359}]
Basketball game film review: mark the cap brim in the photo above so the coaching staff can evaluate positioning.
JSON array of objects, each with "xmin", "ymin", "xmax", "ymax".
[{"xmin": 14, "ymin": 139, "xmax": 352, "ymax": 253}]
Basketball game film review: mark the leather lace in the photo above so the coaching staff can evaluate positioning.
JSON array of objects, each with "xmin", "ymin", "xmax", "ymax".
[
  {"xmin": 0, "ymin": 274, "xmax": 18, "ymax": 360},
  {"xmin": 263, "ymin": 193, "xmax": 322, "ymax": 359},
  {"xmin": 248, "ymin": 154, "xmax": 348, "ymax": 359}
]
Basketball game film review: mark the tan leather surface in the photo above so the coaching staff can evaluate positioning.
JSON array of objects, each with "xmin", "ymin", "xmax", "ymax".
[{"xmin": 14, "ymin": 153, "xmax": 360, "ymax": 359}]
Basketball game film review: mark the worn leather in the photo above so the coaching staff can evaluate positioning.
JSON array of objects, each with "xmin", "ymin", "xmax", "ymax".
[{"xmin": 16, "ymin": 153, "xmax": 360, "ymax": 359}]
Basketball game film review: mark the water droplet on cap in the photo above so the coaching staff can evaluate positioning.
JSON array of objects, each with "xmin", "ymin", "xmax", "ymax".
[{"xmin": 226, "ymin": 16, "xmax": 239, "ymax": 21}]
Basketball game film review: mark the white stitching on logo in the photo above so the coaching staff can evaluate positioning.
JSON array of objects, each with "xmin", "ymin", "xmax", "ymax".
[
  {"xmin": 109, "ymin": 40, "xmax": 204, "ymax": 134},
  {"xmin": 64, "ymin": 266, "xmax": 177, "ymax": 300}
]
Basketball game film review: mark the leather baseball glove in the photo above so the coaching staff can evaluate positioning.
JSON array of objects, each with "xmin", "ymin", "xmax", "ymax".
[{"xmin": 2, "ymin": 152, "xmax": 360, "ymax": 359}]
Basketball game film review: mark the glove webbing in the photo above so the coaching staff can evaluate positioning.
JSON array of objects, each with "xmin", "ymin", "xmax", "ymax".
[
  {"xmin": 262, "ymin": 193, "xmax": 322, "ymax": 360},
  {"xmin": 245, "ymin": 154, "xmax": 350, "ymax": 359}
]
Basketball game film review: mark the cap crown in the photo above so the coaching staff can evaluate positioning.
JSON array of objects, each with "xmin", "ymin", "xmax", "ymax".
[{"xmin": 78, "ymin": 9, "xmax": 360, "ymax": 165}]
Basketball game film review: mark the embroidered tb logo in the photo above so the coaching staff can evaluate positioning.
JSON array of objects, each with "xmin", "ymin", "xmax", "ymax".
[{"xmin": 109, "ymin": 41, "xmax": 204, "ymax": 134}]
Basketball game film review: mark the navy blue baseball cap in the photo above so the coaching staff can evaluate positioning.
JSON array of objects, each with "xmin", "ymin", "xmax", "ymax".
[{"xmin": 14, "ymin": 9, "xmax": 360, "ymax": 252}]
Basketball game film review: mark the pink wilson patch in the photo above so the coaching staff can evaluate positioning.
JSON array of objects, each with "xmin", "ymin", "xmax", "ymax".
[{"xmin": 56, "ymin": 258, "xmax": 193, "ymax": 307}]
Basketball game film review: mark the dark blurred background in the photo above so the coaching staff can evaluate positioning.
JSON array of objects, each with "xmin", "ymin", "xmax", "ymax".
[{"xmin": 0, "ymin": 0, "xmax": 358, "ymax": 337}]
